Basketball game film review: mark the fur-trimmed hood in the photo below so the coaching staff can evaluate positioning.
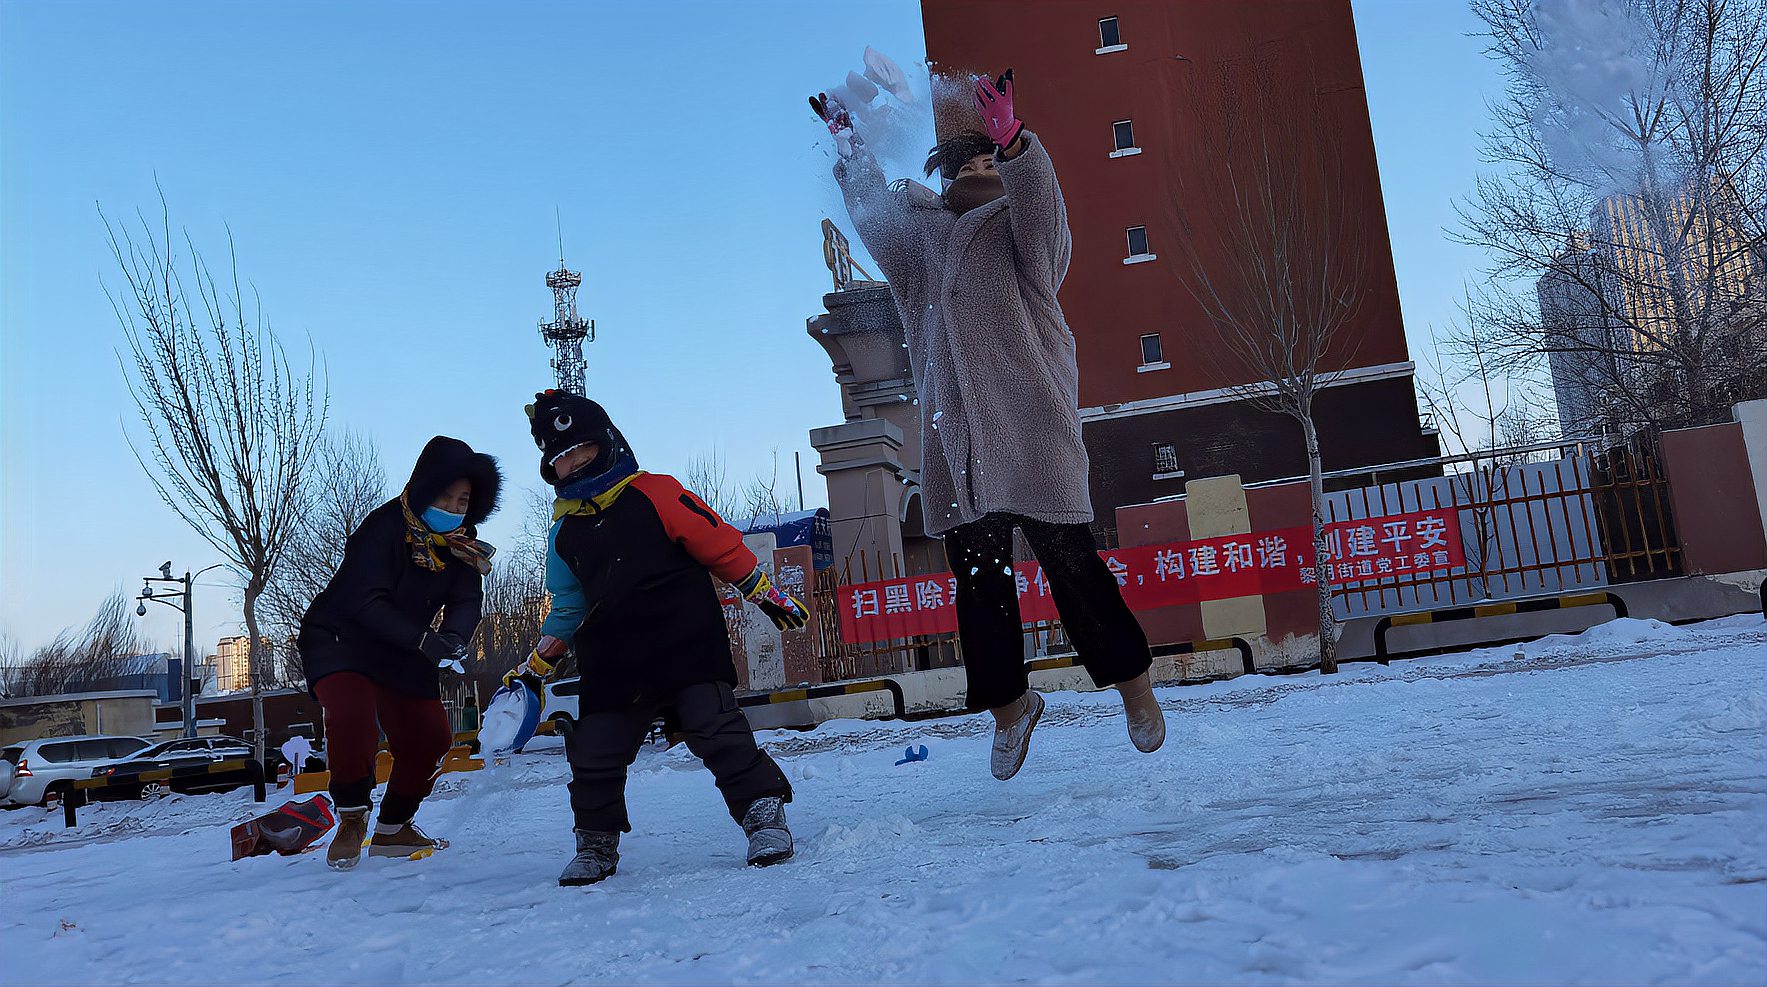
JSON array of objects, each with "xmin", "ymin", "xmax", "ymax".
[{"xmin": 404, "ymin": 435, "xmax": 502, "ymax": 527}]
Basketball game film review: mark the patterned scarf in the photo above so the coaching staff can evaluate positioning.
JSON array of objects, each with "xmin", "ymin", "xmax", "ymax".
[{"xmin": 399, "ymin": 492, "xmax": 496, "ymax": 574}]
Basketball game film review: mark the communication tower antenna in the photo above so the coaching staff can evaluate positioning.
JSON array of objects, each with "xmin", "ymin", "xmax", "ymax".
[{"xmin": 537, "ymin": 211, "xmax": 595, "ymax": 395}]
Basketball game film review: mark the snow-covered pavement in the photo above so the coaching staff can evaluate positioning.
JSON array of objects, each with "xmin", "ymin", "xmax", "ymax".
[{"xmin": 4, "ymin": 616, "xmax": 1764, "ymax": 985}]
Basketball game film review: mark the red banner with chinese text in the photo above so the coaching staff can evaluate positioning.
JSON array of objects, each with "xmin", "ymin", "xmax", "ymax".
[{"xmin": 836, "ymin": 508, "xmax": 1464, "ymax": 645}]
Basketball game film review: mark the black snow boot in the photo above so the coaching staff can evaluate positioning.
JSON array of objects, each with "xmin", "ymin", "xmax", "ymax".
[
  {"xmin": 741, "ymin": 797, "xmax": 793, "ymax": 867},
  {"xmin": 559, "ymin": 829, "xmax": 620, "ymax": 887}
]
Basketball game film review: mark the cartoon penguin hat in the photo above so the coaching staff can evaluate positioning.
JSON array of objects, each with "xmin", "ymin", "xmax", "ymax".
[{"xmin": 526, "ymin": 389, "xmax": 637, "ymax": 488}]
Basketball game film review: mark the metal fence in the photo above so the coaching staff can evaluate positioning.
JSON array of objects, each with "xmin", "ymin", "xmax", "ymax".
[
  {"xmin": 1325, "ymin": 437, "xmax": 1680, "ymax": 619},
  {"xmin": 810, "ymin": 552, "xmax": 1065, "ymax": 682},
  {"xmin": 807, "ymin": 438, "xmax": 1685, "ymax": 680}
]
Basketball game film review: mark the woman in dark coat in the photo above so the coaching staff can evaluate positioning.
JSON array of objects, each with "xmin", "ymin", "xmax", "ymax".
[{"xmin": 299, "ymin": 435, "xmax": 501, "ymax": 869}]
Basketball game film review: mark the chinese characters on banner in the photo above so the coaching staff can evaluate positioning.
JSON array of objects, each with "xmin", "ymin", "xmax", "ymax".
[{"xmin": 837, "ymin": 508, "xmax": 1464, "ymax": 645}]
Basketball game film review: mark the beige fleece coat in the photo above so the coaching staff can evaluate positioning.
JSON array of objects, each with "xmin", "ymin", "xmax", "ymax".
[{"xmin": 836, "ymin": 132, "xmax": 1091, "ymax": 536}]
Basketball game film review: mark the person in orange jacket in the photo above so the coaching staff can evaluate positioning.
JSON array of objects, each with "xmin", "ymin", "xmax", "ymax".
[{"xmin": 509, "ymin": 390, "xmax": 808, "ymax": 887}]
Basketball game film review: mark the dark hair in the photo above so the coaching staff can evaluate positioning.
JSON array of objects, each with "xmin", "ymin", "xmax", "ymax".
[{"xmin": 924, "ymin": 130, "xmax": 998, "ymax": 181}]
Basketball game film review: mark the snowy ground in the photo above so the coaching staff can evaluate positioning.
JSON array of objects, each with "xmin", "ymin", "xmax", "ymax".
[{"xmin": 4, "ymin": 615, "xmax": 1764, "ymax": 986}]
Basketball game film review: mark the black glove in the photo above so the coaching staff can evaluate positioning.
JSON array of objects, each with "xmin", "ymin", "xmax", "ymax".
[{"xmin": 418, "ymin": 631, "xmax": 468, "ymax": 665}]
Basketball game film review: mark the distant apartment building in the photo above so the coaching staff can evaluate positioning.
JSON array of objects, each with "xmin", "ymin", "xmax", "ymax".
[
  {"xmin": 211, "ymin": 635, "xmax": 271, "ymax": 694},
  {"xmin": 1595, "ymin": 180, "xmax": 1761, "ymax": 347},
  {"xmin": 1538, "ymin": 177, "xmax": 1765, "ymax": 435},
  {"xmin": 1537, "ymin": 243, "xmax": 1622, "ymax": 439}
]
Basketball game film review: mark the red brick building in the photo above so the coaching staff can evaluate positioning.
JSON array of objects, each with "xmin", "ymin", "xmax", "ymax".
[{"xmin": 919, "ymin": 0, "xmax": 1438, "ymax": 544}]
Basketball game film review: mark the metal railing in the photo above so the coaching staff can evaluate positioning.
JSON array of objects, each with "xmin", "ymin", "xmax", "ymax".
[{"xmin": 1325, "ymin": 436, "xmax": 1681, "ymax": 619}]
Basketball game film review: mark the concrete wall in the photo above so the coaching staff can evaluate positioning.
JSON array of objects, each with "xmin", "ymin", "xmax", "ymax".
[
  {"xmin": 1660, "ymin": 421, "xmax": 1767, "ymax": 575},
  {"xmin": 0, "ymin": 692, "xmax": 159, "ymax": 746}
]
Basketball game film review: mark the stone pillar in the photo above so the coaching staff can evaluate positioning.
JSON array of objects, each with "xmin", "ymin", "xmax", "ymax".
[
  {"xmin": 807, "ymin": 283, "xmax": 931, "ymax": 582},
  {"xmin": 812, "ymin": 418, "xmax": 908, "ymax": 578},
  {"xmin": 807, "ymin": 283, "xmax": 922, "ymax": 466}
]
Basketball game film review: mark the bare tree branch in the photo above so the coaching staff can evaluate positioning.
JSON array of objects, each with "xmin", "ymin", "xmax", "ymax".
[
  {"xmin": 0, "ymin": 591, "xmax": 156, "ymax": 698},
  {"xmin": 1457, "ymin": 0, "xmax": 1767, "ymax": 436},
  {"xmin": 105, "ymin": 192, "xmax": 328, "ymax": 761},
  {"xmin": 1168, "ymin": 56, "xmax": 1375, "ymax": 673},
  {"xmin": 260, "ymin": 430, "xmax": 386, "ymax": 688}
]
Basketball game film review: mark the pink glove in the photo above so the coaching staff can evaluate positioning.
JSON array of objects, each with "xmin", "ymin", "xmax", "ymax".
[{"xmin": 973, "ymin": 69, "xmax": 1023, "ymax": 149}]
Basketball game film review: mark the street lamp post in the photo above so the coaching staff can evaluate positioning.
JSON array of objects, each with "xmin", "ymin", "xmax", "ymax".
[{"xmin": 137, "ymin": 562, "xmax": 226, "ymax": 739}]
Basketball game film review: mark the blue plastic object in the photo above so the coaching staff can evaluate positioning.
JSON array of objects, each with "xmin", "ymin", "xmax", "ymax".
[
  {"xmin": 894, "ymin": 744, "xmax": 929, "ymax": 766},
  {"xmin": 479, "ymin": 680, "xmax": 543, "ymax": 754}
]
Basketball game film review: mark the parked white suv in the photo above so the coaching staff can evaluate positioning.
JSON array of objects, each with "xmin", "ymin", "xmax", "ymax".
[
  {"xmin": 544, "ymin": 677, "xmax": 579, "ymax": 733},
  {"xmin": 1, "ymin": 736, "xmax": 152, "ymax": 808}
]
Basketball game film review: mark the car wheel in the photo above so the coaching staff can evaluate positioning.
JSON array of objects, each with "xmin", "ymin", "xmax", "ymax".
[
  {"xmin": 139, "ymin": 782, "xmax": 168, "ymax": 800},
  {"xmin": 550, "ymin": 714, "xmax": 577, "ymax": 745},
  {"xmin": 41, "ymin": 782, "xmax": 70, "ymax": 808}
]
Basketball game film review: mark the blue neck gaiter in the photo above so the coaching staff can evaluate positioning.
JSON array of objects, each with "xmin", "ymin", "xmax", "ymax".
[{"xmin": 557, "ymin": 452, "xmax": 640, "ymax": 503}]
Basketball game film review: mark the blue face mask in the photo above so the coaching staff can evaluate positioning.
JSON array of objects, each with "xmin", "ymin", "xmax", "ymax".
[{"xmin": 422, "ymin": 506, "xmax": 465, "ymax": 533}]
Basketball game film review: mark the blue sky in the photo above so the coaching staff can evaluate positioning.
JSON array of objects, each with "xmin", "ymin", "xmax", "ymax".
[{"xmin": 0, "ymin": 0, "xmax": 1501, "ymax": 655}]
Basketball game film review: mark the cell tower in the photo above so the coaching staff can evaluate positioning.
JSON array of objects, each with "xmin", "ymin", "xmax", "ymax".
[{"xmin": 538, "ymin": 219, "xmax": 595, "ymax": 395}]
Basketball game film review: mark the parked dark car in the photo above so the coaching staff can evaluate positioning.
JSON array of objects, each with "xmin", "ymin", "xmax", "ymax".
[{"xmin": 89, "ymin": 736, "xmax": 265, "ymax": 800}]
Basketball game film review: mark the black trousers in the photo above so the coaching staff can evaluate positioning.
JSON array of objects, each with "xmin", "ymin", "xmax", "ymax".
[
  {"xmin": 944, "ymin": 513, "xmax": 1152, "ymax": 711},
  {"xmin": 564, "ymin": 680, "xmax": 791, "ymax": 833}
]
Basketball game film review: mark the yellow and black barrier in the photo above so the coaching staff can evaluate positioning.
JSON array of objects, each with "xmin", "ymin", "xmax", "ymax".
[
  {"xmin": 1372, "ymin": 590, "xmax": 1629, "ymax": 663},
  {"xmin": 736, "ymin": 678, "xmax": 907, "ymax": 720},
  {"xmin": 66, "ymin": 758, "xmax": 265, "ymax": 828},
  {"xmin": 291, "ymin": 743, "xmax": 481, "ymax": 796},
  {"xmin": 1029, "ymin": 637, "xmax": 1256, "ymax": 680}
]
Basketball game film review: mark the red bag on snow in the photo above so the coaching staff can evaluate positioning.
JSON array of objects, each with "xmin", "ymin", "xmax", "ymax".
[{"xmin": 230, "ymin": 794, "xmax": 336, "ymax": 860}]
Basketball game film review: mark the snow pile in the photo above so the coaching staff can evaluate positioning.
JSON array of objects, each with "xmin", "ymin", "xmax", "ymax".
[{"xmin": 2, "ymin": 615, "xmax": 1763, "ymax": 984}]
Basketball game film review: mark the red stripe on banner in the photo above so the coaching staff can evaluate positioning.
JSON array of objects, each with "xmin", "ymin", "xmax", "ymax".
[{"xmin": 836, "ymin": 508, "xmax": 1464, "ymax": 645}]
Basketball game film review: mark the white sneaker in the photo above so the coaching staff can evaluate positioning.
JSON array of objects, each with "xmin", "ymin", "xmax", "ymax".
[{"xmin": 989, "ymin": 691, "xmax": 1045, "ymax": 781}]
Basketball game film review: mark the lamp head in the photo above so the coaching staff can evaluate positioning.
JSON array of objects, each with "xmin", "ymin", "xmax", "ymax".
[
  {"xmin": 159, "ymin": 562, "xmax": 173, "ymax": 580},
  {"xmin": 136, "ymin": 602, "xmax": 147, "ymax": 617}
]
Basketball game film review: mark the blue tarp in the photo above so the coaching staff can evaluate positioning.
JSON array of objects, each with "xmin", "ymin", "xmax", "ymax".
[{"xmin": 742, "ymin": 508, "xmax": 834, "ymax": 570}]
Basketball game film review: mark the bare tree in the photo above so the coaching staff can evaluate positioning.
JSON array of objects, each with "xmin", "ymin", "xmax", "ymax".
[
  {"xmin": 1416, "ymin": 320, "xmax": 1563, "ymax": 600},
  {"xmin": 462, "ymin": 558, "xmax": 550, "ymax": 707},
  {"xmin": 739, "ymin": 450, "xmax": 793, "ymax": 527},
  {"xmin": 1416, "ymin": 304, "xmax": 1561, "ymax": 461},
  {"xmin": 686, "ymin": 445, "xmax": 793, "ymax": 526},
  {"xmin": 260, "ymin": 429, "xmax": 387, "ymax": 687},
  {"xmin": 1168, "ymin": 59, "xmax": 1371, "ymax": 674},
  {"xmin": 1458, "ymin": 0, "xmax": 1767, "ymax": 436},
  {"xmin": 510, "ymin": 486, "xmax": 557, "ymax": 578},
  {"xmin": 0, "ymin": 591, "xmax": 154, "ymax": 698},
  {"xmin": 106, "ymin": 199, "xmax": 327, "ymax": 761},
  {"xmin": 684, "ymin": 446, "xmax": 740, "ymax": 521}
]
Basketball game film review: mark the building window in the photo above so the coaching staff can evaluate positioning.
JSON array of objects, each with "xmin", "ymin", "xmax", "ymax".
[
  {"xmin": 1154, "ymin": 443, "xmax": 1182, "ymax": 477},
  {"xmin": 1140, "ymin": 333, "xmax": 1162, "ymax": 364},
  {"xmin": 1110, "ymin": 119, "xmax": 1140, "ymax": 158},
  {"xmin": 1138, "ymin": 329, "xmax": 1170, "ymax": 372},
  {"xmin": 1124, "ymin": 226, "xmax": 1156, "ymax": 264},
  {"xmin": 1098, "ymin": 16, "xmax": 1124, "ymax": 52}
]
